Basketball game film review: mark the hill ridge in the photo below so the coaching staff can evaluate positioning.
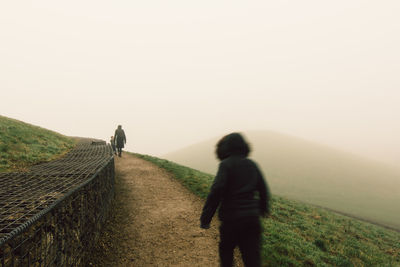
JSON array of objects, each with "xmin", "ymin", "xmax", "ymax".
[
  {"xmin": 0, "ymin": 115, "xmax": 74, "ymax": 172},
  {"xmin": 163, "ymin": 130, "xmax": 400, "ymax": 231}
]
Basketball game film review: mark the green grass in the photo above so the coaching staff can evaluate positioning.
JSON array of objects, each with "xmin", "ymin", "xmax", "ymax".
[
  {"xmin": 163, "ymin": 130, "xmax": 400, "ymax": 231},
  {"xmin": 134, "ymin": 153, "xmax": 400, "ymax": 267},
  {"xmin": 0, "ymin": 115, "xmax": 75, "ymax": 172}
]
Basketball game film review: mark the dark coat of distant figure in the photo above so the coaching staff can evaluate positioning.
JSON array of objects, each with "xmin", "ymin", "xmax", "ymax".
[
  {"xmin": 114, "ymin": 125, "xmax": 126, "ymax": 157},
  {"xmin": 200, "ymin": 133, "xmax": 270, "ymax": 267}
]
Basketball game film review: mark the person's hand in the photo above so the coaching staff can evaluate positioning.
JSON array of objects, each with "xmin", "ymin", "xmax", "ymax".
[{"xmin": 200, "ymin": 223, "xmax": 210, "ymax": 229}]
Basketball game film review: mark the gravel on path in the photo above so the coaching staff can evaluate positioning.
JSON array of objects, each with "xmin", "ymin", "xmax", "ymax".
[{"xmin": 89, "ymin": 153, "xmax": 243, "ymax": 266}]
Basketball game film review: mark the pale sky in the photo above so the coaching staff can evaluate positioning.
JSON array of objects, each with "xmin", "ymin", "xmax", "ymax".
[{"xmin": 1, "ymin": 1, "xmax": 399, "ymax": 165}]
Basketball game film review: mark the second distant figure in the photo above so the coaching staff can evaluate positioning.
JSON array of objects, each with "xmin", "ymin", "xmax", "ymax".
[
  {"xmin": 114, "ymin": 125, "xmax": 126, "ymax": 157},
  {"xmin": 110, "ymin": 135, "xmax": 117, "ymax": 155}
]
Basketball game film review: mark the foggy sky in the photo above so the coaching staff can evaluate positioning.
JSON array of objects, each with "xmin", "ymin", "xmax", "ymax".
[{"xmin": 1, "ymin": 1, "xmax": 399, "ymax": 165}]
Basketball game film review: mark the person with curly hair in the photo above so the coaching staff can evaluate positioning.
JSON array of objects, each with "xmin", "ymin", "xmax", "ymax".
[{"xmin": 200, "ymin": 132, "xmax": 270, "ymax": 267}]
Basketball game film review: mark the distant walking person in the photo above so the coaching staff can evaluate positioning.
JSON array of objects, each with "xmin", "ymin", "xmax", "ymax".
[
  {"xmin": 110, "ymin": 136, "xmax": 117, "ymax": 155},
  {"xmin": 200, "ymin": 133, "xmax": 270, "ymax": 267},
  {"xmin": 114, "ymin": 125, "xmax": 126, "ymax": 157}
]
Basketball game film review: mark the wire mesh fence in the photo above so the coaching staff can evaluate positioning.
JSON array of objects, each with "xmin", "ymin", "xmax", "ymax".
[{"xmin": 0, "ymin": 139, "xmax": 115, "ymax": 266}]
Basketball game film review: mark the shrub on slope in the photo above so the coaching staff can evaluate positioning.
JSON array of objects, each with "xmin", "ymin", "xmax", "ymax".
[{"xmin": 0, "ymin": 115, "xmax": 75, "ymax": 172}]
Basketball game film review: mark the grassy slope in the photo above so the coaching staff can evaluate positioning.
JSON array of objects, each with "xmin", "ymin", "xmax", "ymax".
[
  {"xmin": 134, "ymin": 153, "xmax": 400, "ymax": 267},
  {"xmin": 0, "ymin": 115, "xmax": 75, "ymax": 172},
  {"xmin": 163, "ymin": 130, "xmax": 400, "ymax": 230}
]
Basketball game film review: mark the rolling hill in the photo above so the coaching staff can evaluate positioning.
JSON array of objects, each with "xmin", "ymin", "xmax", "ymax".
[
  {"xmin": 0, "ymin": 115, "xmax": 75, "ymax": 172},
  {"xmin": 163, "ymin": 130, "xmax": 400, "ymax": 230},
  {"xmin": 1, "ymin": 115, "xmax": 399, "ymax": 265}
]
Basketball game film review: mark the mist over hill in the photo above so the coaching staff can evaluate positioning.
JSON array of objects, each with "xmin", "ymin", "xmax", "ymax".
[{"xmin": 163, "ymin": 130, "xmax": 400, "ymax": 230}]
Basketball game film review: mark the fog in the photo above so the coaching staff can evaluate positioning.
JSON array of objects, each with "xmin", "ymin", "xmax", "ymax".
[{"xmin": 1, "ymin": 1, "xmax": 399, "ymax": 166}]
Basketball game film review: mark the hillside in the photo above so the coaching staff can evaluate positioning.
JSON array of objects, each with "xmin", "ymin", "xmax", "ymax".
[
  {"xmin": 0, "ymin": 115, "xmax": 75, "ymax": 172},
  {"xmin": 163, "ymin": 130, "xmax": 400, "ymax": 230},
  {"xmin": 135, "ymin": 153, "xmax": 400, "ymax": 266}
]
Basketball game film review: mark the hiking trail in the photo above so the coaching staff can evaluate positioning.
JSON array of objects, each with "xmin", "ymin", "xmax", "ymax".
[{"xmin": 89, "ymin": 153, "xmax": 243, "ymax": 266}]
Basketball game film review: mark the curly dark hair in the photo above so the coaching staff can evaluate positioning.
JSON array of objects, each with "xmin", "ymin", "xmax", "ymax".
[{"xmin": 216, "ymin": 133, "xmax": 251, "ymax": 161}]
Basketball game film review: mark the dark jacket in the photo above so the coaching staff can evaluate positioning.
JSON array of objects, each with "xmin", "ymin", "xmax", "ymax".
[
  {"xmin": 114, "ymin": 128, "xmax": 126, "ymax": 148},
  {"xmin": 200, "ymin": 155, "xmax": 270, "ymax": 226}
]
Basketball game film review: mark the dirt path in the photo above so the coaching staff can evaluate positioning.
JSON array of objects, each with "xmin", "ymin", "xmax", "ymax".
[{"xmin": 89, "ymin": 153, "xmax": 243, "ymax": 266}]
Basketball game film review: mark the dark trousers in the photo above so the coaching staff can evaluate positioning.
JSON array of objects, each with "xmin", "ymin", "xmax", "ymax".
[
  {"xmin": 219, "ymin": 217, "xmax": 261, "ymax": 267},
  {"xmin": 117, "ymin": 147, "xmax": 122, "ymax": 156}
]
